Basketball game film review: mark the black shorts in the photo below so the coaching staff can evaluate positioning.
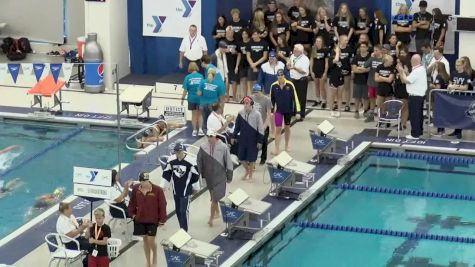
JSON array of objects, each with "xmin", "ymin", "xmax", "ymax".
[
  {"xmin": 133, "ymin": 221, "xmax": 158, "ymax": 236},
  {"xmin": 239, "ymin": 66, "xmax": 249, "ymax": 79},
  {"xmin": 329, "ymin": 71, "xmax": 344, "ymax": 87},
  {"xmin": 377, "ymin": 87, "xmax": 393, "ymax": 97},
  {"xmin": 312, "ymin": 64, "xmax": 325, "ymax": 78},
  {"xmin": 188, "ymin": 102, "xmax": 199, "ymax": 111},
  {"xmin": 247, "ymin": 67, "xmax": 259, "ymax": 81},
  {"xmin": 227, "ymin": 70, "xmax": 239, "ymax": 83}
]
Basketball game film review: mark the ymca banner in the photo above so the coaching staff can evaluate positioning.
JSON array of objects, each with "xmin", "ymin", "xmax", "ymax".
[
  {"xmin": 391, "ymin": 0, "xmax": 456, "ymax": 54},
  {"xmin": 433, "ymin": 91, "xmax": 475, "ymax": 130},
  {"xmin": 143, "ymin": 0, "xmax": 201, "ymax": 38}
]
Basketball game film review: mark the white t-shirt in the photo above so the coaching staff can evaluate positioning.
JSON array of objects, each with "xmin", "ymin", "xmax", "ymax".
[
  {"xmin": 289, "ymin": 54, "xmax": 310, "ymax": 79},
  {"xmin": 110, "ymin": 183, "xmax": 129, "ymax": 204},
  {"xmin": 179, "ymin": 35, "xmax": 208, "ymax": 61},
  {"xmin": 56, "ymin": 214, "xmax": 79, "ymax": 243},
  {"xmin": 406, "ymin": 65, "xmax": 428, "ymax": 96},
  {"xmin": 429, "ymin": 56, "xmax": 450, "ymax": 81},
  {"xmin": 207, "ymin": 111, "xmax": 226, "ymax": 133}
]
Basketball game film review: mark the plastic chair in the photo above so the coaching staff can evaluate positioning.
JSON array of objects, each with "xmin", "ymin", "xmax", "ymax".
[
  {"xmin": 44, "ymin": 233, "xmax": 83, "ymax": 267},
  {"xmin": 376, "ymin": 100, "xmax": 404, "ymax": 139},
  {"xmin": 107, "ymin": 238, "xmax": 122, "ymax": 259},
  {"xmin": 104, "ymin": 200, "xmax": 131, "ymax": 241}
]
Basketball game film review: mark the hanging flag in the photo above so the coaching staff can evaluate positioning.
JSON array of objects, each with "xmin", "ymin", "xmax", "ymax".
[
  {"xmin": 33, "ymin": 63, "xmax": 45, "ymax": 82},
  {"xmin": 8, "ymin": 64, "xmax": 21, "ymax": 83},
  {"xmin": 62, "ymin": 63, "xmax": 74, "ymax": 82},
  {"xmin": 50, "ymin": 63, "xmax": 62, "ymax": 83},
  {"xmin": 0, "ymin": 64, "xmax": 7, "ymax": 82},
  {"xmin": 21, "ymin": 63, "xmax": 33, "ymax": 76}
]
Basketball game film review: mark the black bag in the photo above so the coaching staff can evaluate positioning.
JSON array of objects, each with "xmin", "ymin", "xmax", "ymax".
[
  {"xmin": 18, "ymin": 37, "xmax": 32, "ymax": 53},
  {"xmin": 1, "ymin": 37, "xmax": 14, "ymax": 54},
  {"xmin": 7, "ymin": 40, "xmax": 26, "ymax": 61}
]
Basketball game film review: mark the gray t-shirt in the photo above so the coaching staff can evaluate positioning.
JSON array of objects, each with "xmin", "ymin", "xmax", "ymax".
[
  {"xmin": 364, "ymin": 56, "xmax": 383, "ymax": 87},
  {"xmin": 252, "ymin": 94, "xmax": 272, "ymax": 123}
]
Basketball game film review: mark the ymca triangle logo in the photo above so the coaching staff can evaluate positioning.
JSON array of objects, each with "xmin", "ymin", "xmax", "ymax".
[
  {"xmin": 181, "ymin": 0, "xmax": 197, "ymax": 17},
  {"xmin": 89, "ymin": 171, "xmax": 99, "ymax": 182},
  {"xmin": 152, "ymin": 16, "xmax": 167, "ymax": 33}
]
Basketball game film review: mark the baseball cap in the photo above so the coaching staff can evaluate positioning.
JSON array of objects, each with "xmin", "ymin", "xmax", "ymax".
[
  {"xmin": 174, "ymin": 142, "xmax": 186, "ymax": 153},
  {"xmin": 219, "ymin": 40, "xmax": 228, "ymax": 49},
  {"xmin": 269, "ymin": 51, "xmax": 276, "ymax": 58},
  {"xmin": 252, "ymin": 84, "xmax": 262, "ymax": 92},
  {"xmin": 138, "ymin": 172, "xmax": 150, "ymax": 181},
  {"xmin": 419, "ymin": 1, "xmax": 428, "ymax": 7},
  {"xmin": 207, "ymin": 129, "xmax": 217, "ymax": 137},
  {"xmin": 277, "ymin": 69, "xmax": 285, "ymax": 76},
  {"xmin": 268, "ymin": 0, "xmax": 276, "ymax": 4},
  {"xmin": 382, "ymin": 44, "xmax": 391, "ymax": 50}
]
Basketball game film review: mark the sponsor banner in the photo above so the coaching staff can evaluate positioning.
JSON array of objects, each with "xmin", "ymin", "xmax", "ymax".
[
  {"xmin": 433, "ymin": 91, "xmax": 475, "ymax": 130},
  {"xmin": 73, "ymin": 166, "xmax": 113, "ymax": 187}
]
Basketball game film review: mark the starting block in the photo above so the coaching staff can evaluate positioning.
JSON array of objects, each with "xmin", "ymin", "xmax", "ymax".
[
  {"xmin": 310, "ymin": 120, "xmax": 352, "ymax": 163},
  {"xmin": 27, "ymin": 75, "xmax": 65, "ymax": 112}
]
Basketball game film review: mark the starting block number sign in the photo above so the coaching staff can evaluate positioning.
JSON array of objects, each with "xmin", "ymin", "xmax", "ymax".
[{"xmin": 164, "ymin": 105, "xmax": 186, "ymax": 124}]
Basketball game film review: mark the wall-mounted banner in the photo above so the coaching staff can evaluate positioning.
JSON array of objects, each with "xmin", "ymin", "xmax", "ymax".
[
  {"xmin": 433, "ymin": 91, "xmax": 475, "ymax": 130},
  {"xmin": 391, "ymin": 0, "xmax": 455, "ymax": 54},
  {"xmin": 50, "ymin": 63, "xmax": 62, "ymax": 83},
  {"xmin": 33, "ymin": 63, "xmax": 45, "ymax": 82},
  {"xmin": 7, "ymin": 64, "xmax": 20, "ymax": 83},
  {"xmin": 143, "ymin": 0, "xmax": 201, "ymax": 38}
]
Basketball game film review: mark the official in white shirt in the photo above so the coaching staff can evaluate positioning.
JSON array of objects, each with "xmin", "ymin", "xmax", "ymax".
[
  {"xmin": 397, "ymin": 54, "xmax": 428, "ymax": 139},
  {"xmin": 287, "ymin": 44, "xmax": 310, "ymax": 120},
  {"xmin": 179, "ymin": 24, "xmax": 208, "ymax": 71},
  {"xmin": 56, "ymin": 202, "xmax": 91, "ymax": 250}
]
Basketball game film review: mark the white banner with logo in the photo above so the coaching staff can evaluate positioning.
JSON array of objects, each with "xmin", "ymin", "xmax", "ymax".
[
  {"xmin": 391, "ymin": 0, "xmax": 456, "ymax": 54},
  {"xmin": 164, "ymin": 105, "xmax": 186, "ymax": 124},
  {"xmin": 73, "ymin": 167, "xmax": 112, "ymax": 199},
  {"xmin": 143, "ymin": 0, "xmax": 201, "ymax": 38}
]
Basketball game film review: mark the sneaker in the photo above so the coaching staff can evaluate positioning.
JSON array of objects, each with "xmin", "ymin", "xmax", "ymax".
[
  {"xmin": 354, "ymin": 112, "xmax": 360, "ymax": 119},
  {"xmin": 321, "ymin": 102, "xmax": 327, "ymax": 109},
  {"xmin": 405, "ymin": 134, "xmax": 420, "ymax": 140},
  {"xmin": 198, "ymin": 129, "xmax": 205, "ymax": 136},
  {"xmin": 192, "ymin": 130, "xmax": 197, "ymax": 137},
  {"xmin": 364, "ymin": 115, "xmax": 374, "ymax": 123},
  {"xmin": 259, "ymin": 159, "xmax": 266, "ymax": 165}
]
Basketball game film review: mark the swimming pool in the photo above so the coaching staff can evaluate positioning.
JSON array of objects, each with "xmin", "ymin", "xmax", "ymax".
[
  {"xmin": 245, "ymin": 151, "xmax": 475, "ymax": 266},
  {"xmin": 0, "ymin": 121, "xmax": 135, "ymax": 239}
]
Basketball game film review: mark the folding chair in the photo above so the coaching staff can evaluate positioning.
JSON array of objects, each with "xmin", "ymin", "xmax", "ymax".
[
  {"xmin": 377, "ymin": 100, "xmax": 404, "ymax": 139},
  {"xmin": 104, "ymin": 200, "xmax": 131, "ymax": 241},
  {"xmin": 44, "ymin": 233, "xmax": 84, "ymax": 267}
]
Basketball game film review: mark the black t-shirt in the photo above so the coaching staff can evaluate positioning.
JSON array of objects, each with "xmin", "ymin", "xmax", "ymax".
[
  {"xmin": 288, "ymin": 6, "xmax": 300, "ymax": 21},
  {"xmin": 376, "ymin": 65, "xmax": 394, "ymax": 93},
  {"xmin": 333, "ymin": 16, "xmax": 354, "ymax": 37},
  {"xmin": 265, "ymin": 10, "xmax": 276, "ymax": 25},
  {"xmin": 247, "ymin": 40, "xmax": 269, "ymax": 66},
  {"xmin": 352, "ymin": 53, "xmax": 370, "ymax": 84},
  {"xmin": 355, "ymin": 17, "xmax": 370, "ymax": 36},
  {"xmin": 392, "ymin": 14, "xmax": 413, "ymax": 44},
  {"xmin": 272, "ymin": 23, "xmax": 289, "ymax": 39},
  {"xmin": 451, "ymin": 71, "xmax": 471, "ymax": 86},
  {"xmin": 213, "ymin": 24, "xmax": 227, "ymax": 46},
  {"xmin": 394, "ymin": 64, "xmax": 409, "ymax": 98},
  {"xmin": 277, "ymin": 46, "xmax": 292, "ymax": 64},
  {"xmin": 239, "ymin": 40, "xmax": 251, "ymax": 68},
  {"xmin": 433, "ymin": 17, "xmax": 447, "ymax": 43},
  {"xmin": 338, "ymin": 46, "xmax": 354, "ymax": 73},
  {"xmin": 314, "ymin": 19, "xmax": 333, "ymax": 47},
  {"xmin": 413, "ymin": 12, "xmax": 433, "ymax": 40},
  {"xmin": 389, "ymin": 45, "xmax": 397, "ymax": 61},
  {"xmin": 432, "ymin": 74, "xmax": 449, "ymax": 89},
  {"xmin": 312, "ymin": 48, "xmax": 329, "ymax": 73},
  {"xmin": 371, "ymin": 19, "xmax": 387, "ymax": 45},
  {"xmin": 229, "ymin": 20, "xmax": 248, "ymax": 40},
  {"xmin": 224, "ymin": 39, "xmax": 239, "ymax": 69},
  {"xmin": 295, "ymin": 16, "xmax": 315, "ymax": 44},
  {"xmin": 89, "ymin": 224, "xmax": 112, "ymax": 257}
]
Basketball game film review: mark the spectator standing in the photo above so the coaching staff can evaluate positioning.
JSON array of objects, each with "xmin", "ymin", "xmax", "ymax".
[
  {"xmin": 375, "ymin": 55, "xmax": 395, "ymax": 114},
  {"xmin": 251, "ymin": 84, "xmax": 273, "ymax": 165},
  {"xmin": 413, "ymin": 1, "xmax": 433, "ymax": 53},
  {"xmin": 432, "ymin": 8, "xmax": 448, "ymax": 48},
  {"xmin": 364, "ymin": 45, "xmax": 384, "ymax": 122},
  {"xmin": 269, "ymin": 11, "xmax": 290, "ymax": 49},
  {"xmin": 393, "ymin": 4, "xmax": 413, "ymax": 46},
  {"xmin": 335, "ymin": 35, "xmax": 354, "ymax": 112},
  {"xmin": 288, "ymin": 44, "xmax": 310, "ymax": 120},
  {"xmin": 223, "ymin": 27, "xmax": 240, "ymax": 101},
  {"xmin": 229, "ymin": 9, "xmax": 248, "ymax": 41},
  {"xmin": 128, "ymin": 172, "xmax": 167, "ymax": 267},
  {"xmin": 328, "ymin": 44, "xmax": 345, "ymax": 117},
  {"xmin": 447, "ymin": 59, "xmax": 471, "ymax": 139},
  {"xmin": 351, "ymin": 42, "xmax": 370, "ymax": 119},
  {"xmin": 394, "ymin": 47, "xmax": 411, "ymax": 129},
  {"xmin": 354, "ymin": 7, "xmax": 371, "ymax": 47},
  {"xmin": 264, "ymin": 0, "xmax": 278, "ymax": 25},
  {"xmin": 276, "ymin": 34, "xmax": 292, "ymax": 64},
  {"xmin": 160, "ymin": 142, "xmax": 200, "ymax": 231},
  {"xmin": 212, "ymin": 16, "xmax": 227, "ymax": 49},
  {"xmin": 197, "ymin": 130, "xmax": 233, "ymax": 227},
  {"xmin": 291, "ymin": 7, "xmax": 315, "ymax": 54},
  {"xmin": 288, "ymin": 0, "xmax": 302, "ymax": 22},
  {"xmin": 461, "ymin": 56, "xmax": 475, "ymax": 90},
  {"xmin": 310, "ymin": 36, "xmax": 329, "ymax": 108},
  {"xmin": 182, "ymin": 62, "xmax": 205, "ymax": 136},
  {"xmin": 430, "ymin": 62, "xmax": 450, "ymax": 135},
  {"xmin": 179, "ymin": 25, "xmax": 208, "ymax": 71},
  {"xmin": 257, "ymin": 51, "xmax": 286, "ymax": 95},
  {"xmin": 314, "ymin": 7, "xmax": 333, "ymax": 48},
  {"xmin": 428, "ymin": 47, "xmax": 450, "ymax": 82},
  {"xmin": 396, "ymin": 54, "xmax": 428, "ymax": 139},
  {"xmin": 247, "ymin": 30, "xmax": 269, "ymax": 87},
  {"xmin": 238, "ymin": 29, "xmax": 252, "ymax": 97},
  {"xmin": 198, "ymin": 68, "xmax": 225, "ymax": 132},
  {"xmin": 371, "ymin": 10, "xmax": 388, "ymax": 47},
  {"xmin": 333, "ymin": 3, "xmax": 355, "ymax": 42}
]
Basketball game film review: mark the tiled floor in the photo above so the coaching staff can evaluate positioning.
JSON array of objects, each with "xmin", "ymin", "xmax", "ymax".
[{"xmin": 2, "ymin": 81, "xmax": 473, "ymax": 267}]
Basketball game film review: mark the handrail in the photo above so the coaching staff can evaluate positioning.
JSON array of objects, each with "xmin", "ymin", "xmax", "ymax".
[
  {"xmin": 427, "ymin": 89, "xmax": 475, "ymax": 137},
  {"xmin": 125, "ymin": 119, "xmax": 168, "ymax": 153}
]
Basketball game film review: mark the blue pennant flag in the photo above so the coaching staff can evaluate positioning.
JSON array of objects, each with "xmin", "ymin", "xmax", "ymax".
[
  {"xmin": 8, "ymin": 64, "xmax": 21, "ymax": 83},
  {"xmin": 50, "ymin": 63, "xmax": 62, "ymax": 83},
  {"xmin": 33, "ymin": 64, "xmax": 45, "ymax": 82}
]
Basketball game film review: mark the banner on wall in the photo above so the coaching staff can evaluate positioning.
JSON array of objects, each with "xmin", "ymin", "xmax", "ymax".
[
  {"xmin": 143, "ymin": 0, "xmax": 202, "ymax": 38},
  {"xmin": 253, "ymin": 0, "xmax": 335, "ymax": 16},
  {"xmin": 433, "ymin": 91, "xmax": 475, "ymax": 130},
  {"xmin": 391, "ymin": 0, "xmax": 456, "ymax": 54}
]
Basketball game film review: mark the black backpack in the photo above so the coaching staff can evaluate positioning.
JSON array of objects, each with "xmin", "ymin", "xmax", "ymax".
[
  {"xmin": 1, "ymin": 37, "xmax": 14, "ymax": 54},
  {"xmin": 7, "ymin": 40, "xmax": 26, "ymax": 61},
  {"xmin": 18, "ymin": 37, "xmax": 32, "ymax": 53}
]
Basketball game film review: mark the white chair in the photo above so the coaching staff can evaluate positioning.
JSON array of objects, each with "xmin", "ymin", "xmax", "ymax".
[
  {"xmin": 376, "ymin": 100, "xmax": 404, "ymax": 140},
  {"xmin": 104, "ymin": 200, "xmax": 131, "ymax": 241},
  {"xmin": 107, "ymin": 238, "xmax": 122, "ymax": 259},
  {"xmin": 44, "ymin": 233, "xmax": 83, "ymax": 267}
]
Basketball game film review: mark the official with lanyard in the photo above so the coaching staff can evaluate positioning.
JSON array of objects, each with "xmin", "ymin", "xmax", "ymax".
[
  {"xmin": 179, "ymin": 24, "xmax": 208, "ymax": 72},
  {"xmin": 287, "ymin": 44, "xmax": 310, "ymax": 120}
]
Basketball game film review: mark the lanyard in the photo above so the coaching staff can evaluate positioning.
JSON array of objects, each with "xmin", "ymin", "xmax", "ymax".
[
  {"xmin": 94, "ymin": 224, "xmax": 102, "ymax": 239},
  {"xmin": 412, "ymin": 64, "xmax": 422, "ymax": 71},
  {"xmin": 292, "ymin": 55, "xmax": 301, "ymax": 66},
  {"xmin": 189, "ymin": 35, "xmax": 197, "ymax": 50}
]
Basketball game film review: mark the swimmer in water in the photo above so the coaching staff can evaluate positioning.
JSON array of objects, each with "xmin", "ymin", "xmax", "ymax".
[
  {"xmin": 34, "ymin": 187, "xmax": 65, "ymax": 209},
  {"xmin": 0, "ymin": 178, "xmax": 23, "ymax": 198},
  {"xmin": 0, "ymin": 145, "xmax": 20, "ymax": 155}
]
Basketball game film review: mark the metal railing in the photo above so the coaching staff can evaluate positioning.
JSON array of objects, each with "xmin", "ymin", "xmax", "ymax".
[{"xmin": 125, "ymin": 119, "xmax": 168, "ymax": 165}]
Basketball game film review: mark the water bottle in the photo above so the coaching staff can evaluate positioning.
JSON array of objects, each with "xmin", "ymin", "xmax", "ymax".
[{"xmin": 83, "ymin": 33, "xmax": 105, "ymax": 93}]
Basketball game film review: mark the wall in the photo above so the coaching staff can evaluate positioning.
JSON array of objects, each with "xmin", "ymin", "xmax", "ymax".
[
  {"xmin": 459, "ymin": 0, "xmax": 475, "ymax": 60},
  {"xmin": 66, "ymin": 0, "xmax": 85, "ymax": 46},
  {"xmin": 85, "ymin": 0, "xmax": 129, "ymax": 91}
]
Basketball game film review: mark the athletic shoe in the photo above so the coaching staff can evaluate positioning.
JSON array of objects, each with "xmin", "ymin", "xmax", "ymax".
[
  {"xmin": 405, "ymin": 135, "xmax": 420, "ymax": 140},
  {"xmin": 198, "ymin": 129, "xmax": 205, "ymax": 136},
  {"xmin": 192, "ymin": 130, "xmax": 197, "ymax": 137},
  {"xmin": 321, "ymin": 102, "xmax": 327, "ymax": 109},
  {"xmin": 259, "ymin": 159, "xmax": 266, "ymax": 165}
]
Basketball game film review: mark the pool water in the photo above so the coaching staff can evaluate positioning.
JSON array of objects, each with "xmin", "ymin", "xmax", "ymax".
[
  {"xmin": 245, "ymin": 152, "xmax": 475, "ymax": 267},
  {"xmin": 0, "ymin": 121, "xmax": 135, "ymax": 239}
]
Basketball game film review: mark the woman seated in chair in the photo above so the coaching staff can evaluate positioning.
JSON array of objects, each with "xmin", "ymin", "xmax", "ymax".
[{"xmin": 109, "ymin": 170, "xmax": 132, "ymax": 219}]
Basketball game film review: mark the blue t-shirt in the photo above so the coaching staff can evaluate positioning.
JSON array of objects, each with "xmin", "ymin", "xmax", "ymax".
[
  {"xmin": 205, "ymin": 64, "xmax": 224, "ymax": 82},
  {"xmin": 183, "ymin": 72, "xmax": 204, "ymax": 104},
  {"xmin": 199, "ymin": 78, "xmax": 225, "ymax": 105}
]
